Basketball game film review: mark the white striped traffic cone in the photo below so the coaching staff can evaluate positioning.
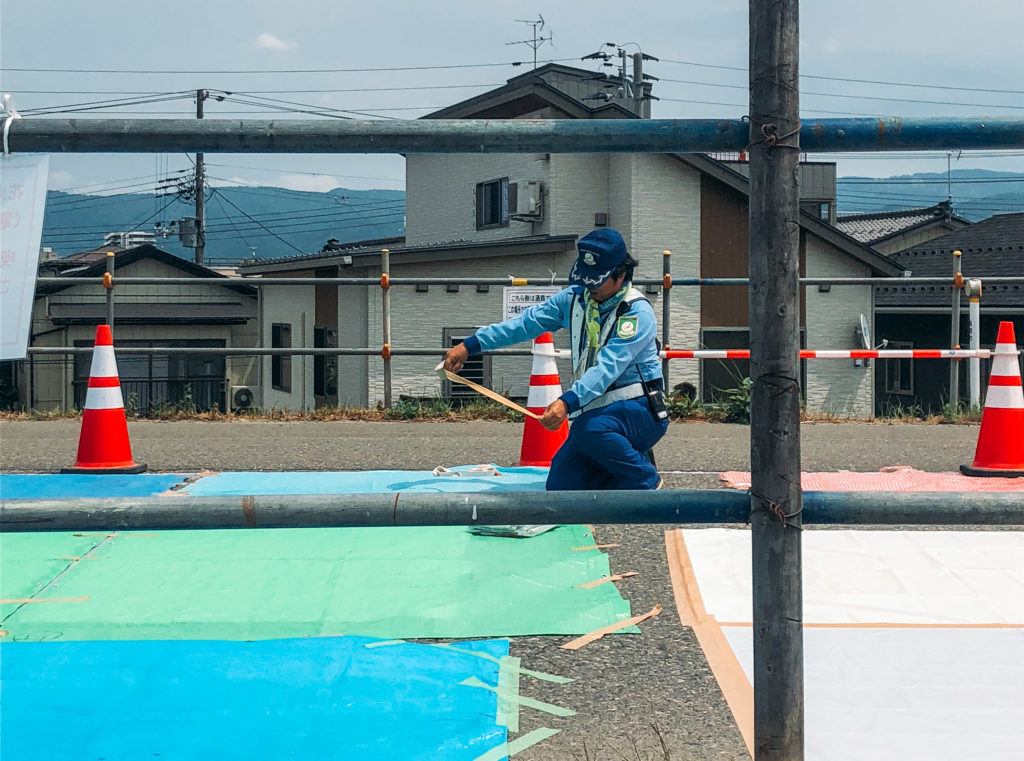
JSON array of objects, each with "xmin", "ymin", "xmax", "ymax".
[
  {"xmin": 961, "ymin": 321, "xmax": 1023, "ymax": 477},
  {"xmin": 519, "ymin": 332, "xmax": 568, "ymax": 466},
  {"xmin": 61, "ymin": 324, "xmax": 146, "ymax": 474}
]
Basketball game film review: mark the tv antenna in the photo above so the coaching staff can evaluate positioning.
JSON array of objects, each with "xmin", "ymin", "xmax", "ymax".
[{"xmin": 506, "ymin": 15, "xmax": 553, "ymax": 69}]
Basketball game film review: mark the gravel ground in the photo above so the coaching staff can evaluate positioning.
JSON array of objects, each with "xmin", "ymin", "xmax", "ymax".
[{"xmin": 0, "ymin": 419, "xmax": 990, "ymax": 760}]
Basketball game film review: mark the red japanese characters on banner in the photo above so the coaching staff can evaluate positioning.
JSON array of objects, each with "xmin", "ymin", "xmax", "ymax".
[{"xmin": 0, "ymin": 154, "xmax": 49, "ymax": 360}]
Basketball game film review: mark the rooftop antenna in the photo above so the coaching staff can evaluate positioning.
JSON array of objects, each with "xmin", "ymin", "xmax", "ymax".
[
  {"xmin": 945, "ymin": 150, "xmax": 961, "ymax": 220},
  {"xmin": 506, "ymin": 15, "xmax": 553, "ymax": 69}
]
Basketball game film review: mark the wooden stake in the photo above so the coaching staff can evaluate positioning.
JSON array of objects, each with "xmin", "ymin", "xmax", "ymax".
[{"xmin": 748, "ymin": 0, "xmax": 805, "ymax": 758}]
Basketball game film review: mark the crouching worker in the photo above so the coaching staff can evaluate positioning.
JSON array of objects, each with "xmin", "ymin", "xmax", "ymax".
[{"xmin": 444, "ymin": 228, "xmax": 668, "ymax": 490}]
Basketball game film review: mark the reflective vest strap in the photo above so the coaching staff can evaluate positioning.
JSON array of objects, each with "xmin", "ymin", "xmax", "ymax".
[{"xmin": 567, "ymin": 288, "xmax": 650, "ymax": 418}]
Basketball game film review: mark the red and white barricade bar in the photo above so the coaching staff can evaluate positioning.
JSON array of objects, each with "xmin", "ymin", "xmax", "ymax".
[{"xmin": 661, "ymin": 349, "xmax": 993, "ymax": 360}]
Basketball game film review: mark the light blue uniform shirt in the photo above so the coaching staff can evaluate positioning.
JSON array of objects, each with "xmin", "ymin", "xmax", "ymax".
[{"xmin": 462, "ymin": 286, "xmax": 663, "ymax": 413}]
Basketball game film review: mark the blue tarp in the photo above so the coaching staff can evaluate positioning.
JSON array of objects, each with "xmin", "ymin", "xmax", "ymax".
[
  {"xmin": 0, "ymin": 637, "xmax": 509, "ymax": 761},
  {"xmin": 183, "ymin": 466, "xmax": 549, "ymax": 495},
  {"xmin": 0, "ymin": 473, "xmax": 187, "ymax": 501}
]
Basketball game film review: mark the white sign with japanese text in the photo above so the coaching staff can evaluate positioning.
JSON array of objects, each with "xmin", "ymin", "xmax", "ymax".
[
  {"xmin": 1, "ymin": 154, "xmax": 49, "ymax": 360},
  {"xmin": 502, "ymin": 286, "xmax": 560, "ymax": 321}
]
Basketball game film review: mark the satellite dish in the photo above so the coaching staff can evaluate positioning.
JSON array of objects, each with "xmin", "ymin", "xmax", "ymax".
[{"xmin": 859, "ymin": 314, "xmax": 871, "ymax": 349}]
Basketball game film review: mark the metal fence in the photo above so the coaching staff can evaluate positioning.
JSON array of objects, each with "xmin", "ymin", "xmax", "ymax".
[
  {"xmin": 26, "ymin": 252, "xmax": 1024, "ymax": 410},
  {"xmin": 8, "ymin": 104, "xmax": 1024, "ymax": 761}
]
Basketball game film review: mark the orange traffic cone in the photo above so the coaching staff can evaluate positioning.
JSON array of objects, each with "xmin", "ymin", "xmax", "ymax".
[
  {"xmin": 519, "ymin": 332, "xmax": 568, "ymax": 467},
  {"xmin": 961, "ymin": 321, "xmax": 1024, "ymax": 477},
  {"xmin": 61, "ymin": 325, "xmax": 147, "ymax": 474}
]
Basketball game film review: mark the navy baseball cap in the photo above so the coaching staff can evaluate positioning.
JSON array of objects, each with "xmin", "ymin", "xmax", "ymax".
[{"xmin": 569, "ymin": 228, "xmax": 630, "ymax": 288}]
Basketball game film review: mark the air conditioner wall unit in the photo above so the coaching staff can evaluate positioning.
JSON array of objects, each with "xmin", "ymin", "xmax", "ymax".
[
  {"xmin": 511, "ymin": 180, "xmax": 543, "ymax": 220},
  {"xmin": 230, "ymin": 385, "xmax": 260, "ymax": 411}
]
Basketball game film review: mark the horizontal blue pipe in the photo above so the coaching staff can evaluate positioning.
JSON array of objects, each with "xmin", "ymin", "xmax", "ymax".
[
  {"xmin": 2, "ymin": 490, "xmax": 1022, "ymax": 532},
  {"xmin": 12, "ymin": 117, "xmax": 1024, "ymax": 154}
]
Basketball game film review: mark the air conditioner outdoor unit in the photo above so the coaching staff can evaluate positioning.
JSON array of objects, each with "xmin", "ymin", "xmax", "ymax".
[
  {"xmin": 511, "ymin": 180, "xmax": 543, "ymax": 220},
  {"xmin": 230, "ymin": 385, "xmax": 259, "ymax": 411}
]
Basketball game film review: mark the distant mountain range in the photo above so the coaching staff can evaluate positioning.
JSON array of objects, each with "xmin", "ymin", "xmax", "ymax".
[
  {"xmin": 42, "ymin": 185, "xmax": 405, "ymax": 263},
  {"xmin": 42, "ymin": 169, "xmax": 1023, "ymax": 262},
  {"xmin": 836, "ymin": 168, "xmax": 1024, "ymax": 221}
]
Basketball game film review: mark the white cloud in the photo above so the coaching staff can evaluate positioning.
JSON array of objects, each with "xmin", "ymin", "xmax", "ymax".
[
  {"xmin": 47, "ymin": 169, "xmax": 78, "ymax": 190},
  {"xmin": 275, "ymin": 173, "xmax": 343, "ymax": 193},
  {"xmin": 255, "ymin": 33, "xmax": 296, "ymax": 52}
]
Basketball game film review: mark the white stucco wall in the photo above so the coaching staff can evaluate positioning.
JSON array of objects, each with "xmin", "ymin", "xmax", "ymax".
[
  {"xmin": 365, "ymin": 254, "xmax": 576, "ymax": 404},
  {"xmin": 404, "ymin": 154, "xmax": 551, "ymax": 245},
  {"xmin": 804, "ymin": 236, "xmax": 875, "ymax": 417},
  {"xmin": 260, "ymin": 284, "xmax": 315, "ymax": 410},
  {"xmin": 628, "ymin": 155, "xmax": 702, "ymax": 391}
]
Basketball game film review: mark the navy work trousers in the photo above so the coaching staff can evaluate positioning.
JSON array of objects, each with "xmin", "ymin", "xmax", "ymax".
[{"xmin": 546, "ymin": 398, "xmax": 668, "ymax": 491}]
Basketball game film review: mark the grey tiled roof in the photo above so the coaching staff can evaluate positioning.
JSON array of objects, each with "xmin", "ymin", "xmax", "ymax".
[
  {"xmin": 875, "ymin": 213, "xmax": 1024, "ymax": 308},
  {"xmin": 836, "ymin": 203, "xmax": 968, "ymax": 244}
]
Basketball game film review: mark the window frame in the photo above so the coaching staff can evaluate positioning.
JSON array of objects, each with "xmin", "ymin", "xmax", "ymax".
[
  {"xmin": 883, "ymin": 340, "xmax": 914, "ymax": 396},
  {"xmin": 441, "ymin": 327, "xmax": 492, "ymax": 400},
  {"xmin": 271, "ymin": 322, "xmax": 293, "ymax": 393},
  {"xmin": 475, "ymin": 177, "xmax": 511, "ymax": 230}
]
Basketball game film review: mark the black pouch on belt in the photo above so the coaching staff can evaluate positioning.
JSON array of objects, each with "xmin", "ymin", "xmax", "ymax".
[{"xmin": 641, "ymin": 377, "xmax": 669, "ymax": 422}]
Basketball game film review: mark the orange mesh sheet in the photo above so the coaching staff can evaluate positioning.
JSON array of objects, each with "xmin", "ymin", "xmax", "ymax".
[{"xmin": 719, "ymin": 466, "xmax": 1024, "ymax": 492}]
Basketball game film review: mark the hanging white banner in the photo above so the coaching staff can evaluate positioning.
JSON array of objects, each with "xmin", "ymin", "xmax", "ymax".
[{"xmin": 0, "ymin": 154, "xmax": 49, "ymax": 360}]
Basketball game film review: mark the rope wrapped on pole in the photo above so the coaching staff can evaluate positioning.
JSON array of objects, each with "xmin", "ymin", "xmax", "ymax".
[
  {"xmin": 2, "ymin": 490, "xmax": 1023, "ymax": 533},
  {"xmin": 8, "ymin": 117, "xmax": 1024, "ymax": 155}
]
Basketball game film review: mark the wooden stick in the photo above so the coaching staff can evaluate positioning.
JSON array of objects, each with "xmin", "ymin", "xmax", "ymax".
[{"xmin": 435, "ymin": 363, "xmax": 540, "ymax": 419}]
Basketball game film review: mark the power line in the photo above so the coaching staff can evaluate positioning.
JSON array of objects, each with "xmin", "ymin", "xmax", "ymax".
[
  {"xmin": 659, "ymin": 82, "xmax": 1024, "ymax": 111},
  {"xmin": 208, "ymin": 188, "xmax": 304, "ymax": 253},
  {"xmin": 4, "ymin": 83, "xmax": 505, "ymax": 95},
  {"xmin": 0, "ymin": 58, "xmax": 580, "ymax": 75},
  {"xmin": 838, "ymin": 177, "xmax": 1024, "ymax": 185},
  {"xmin": 658, "ymin": 58, "xmax": 1024, "ymax": 95},
  {"xmin": 20, "ymin": 92, "xmax": 194, "ymax": 116}
]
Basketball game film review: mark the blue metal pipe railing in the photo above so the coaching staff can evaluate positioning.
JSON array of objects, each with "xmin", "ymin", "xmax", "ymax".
[
  {"xmin": 2, "ymin": 490, "xmax": 1022, "ymax": 532},
  {"xmin": 11, "ymin": 117, "xmax": 1024, "ymax": 154}
]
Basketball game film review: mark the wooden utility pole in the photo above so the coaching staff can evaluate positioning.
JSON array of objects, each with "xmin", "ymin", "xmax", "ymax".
[
  {"xmin": 195, "ymin": 89, "xmax": 207, "ymax": 266},
  {"xmin": 748, "ymin": 0, "xmax": 804, "ymax": 758}
]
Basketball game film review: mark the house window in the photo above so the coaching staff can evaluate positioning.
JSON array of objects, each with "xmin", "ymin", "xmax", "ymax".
[
  {"xmin": 442, "ymin": 327, "xmax": 491, "ymax": 401},
  {"xmin": 883, "ymin": 340, "xmax": 914, "ymax": 395},
  {"xmin": 313, "ymin": 326, "xmax": 337, "ymax": 399},
  {"xmin": 475, "ymin": 177, "xmax": 513, "ymax": 229},
  {"xmin": 271, "ymin": 323, "xmax": 292, "ymax": 392}
]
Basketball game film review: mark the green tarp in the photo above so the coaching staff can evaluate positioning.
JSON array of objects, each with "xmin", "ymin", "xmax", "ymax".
[{"xmin": 1, "ymin": 526, "xmax": 633, "ymax": 641}]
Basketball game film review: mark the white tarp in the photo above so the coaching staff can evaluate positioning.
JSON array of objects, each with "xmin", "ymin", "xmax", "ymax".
[
  {"xmin": 0, "ymin": 153, "xmax": 49, "ymax": 360},
  {"xmin": 677, "ymin": 528, "xmax": 1024, "ymax": 761}
]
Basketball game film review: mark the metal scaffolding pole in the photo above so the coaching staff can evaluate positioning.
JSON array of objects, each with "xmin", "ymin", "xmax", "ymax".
[
  {"xmin": 9, "ymin": 117, "xmax": 1024, "ymax": 155},
  {"xmin": 3, "ymin": 490, "xmax": 1023, "ymax": 533}
]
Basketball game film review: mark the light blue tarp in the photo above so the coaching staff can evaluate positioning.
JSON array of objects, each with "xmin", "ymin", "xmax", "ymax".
[
  {"xmin": 0, "ymin": 637, "xmax": 509, "ymax": 761},
  {"xmin": 0, "ymin": 473, "xmax": 187, "ymax": 501},
  {"xmin": 184, "ymin": 465, "xmax": 549, "ymax": 495}
]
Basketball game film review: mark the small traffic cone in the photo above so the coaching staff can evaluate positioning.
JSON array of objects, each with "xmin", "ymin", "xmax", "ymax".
[
  {"xmin": 519, "ymin": 332, "xmax": 568, "ymax": 467},
  {"xmin": 961, "ymin": 321, "xmax": 1024, "ymax": 477},
  {"xmin": 61, "ymin": 325, "xmax": 147, "ymax": 474}
]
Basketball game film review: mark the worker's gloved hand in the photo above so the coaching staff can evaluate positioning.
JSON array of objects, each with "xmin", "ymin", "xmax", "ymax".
[
  {"xmin": 444, "ymin": 343, "xmax": 469, "ymax": 373},
  {"xmin": 539, "ymin": 399, "xmax": 568, "ymax": 432}
]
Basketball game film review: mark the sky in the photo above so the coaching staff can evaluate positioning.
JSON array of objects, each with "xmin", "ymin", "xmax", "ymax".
[{"xmin": 1, "ymin": 0, "xmax": 1022, "ymax": 196}]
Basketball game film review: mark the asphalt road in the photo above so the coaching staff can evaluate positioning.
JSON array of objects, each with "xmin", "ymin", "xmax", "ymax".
[
  {"xmin": 0, "ymin": 419, "xmax": 980, "ymax": 474},
  {"xmin": 0, "ymin": 420, "xmax": 987, "ymax": 760}
]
